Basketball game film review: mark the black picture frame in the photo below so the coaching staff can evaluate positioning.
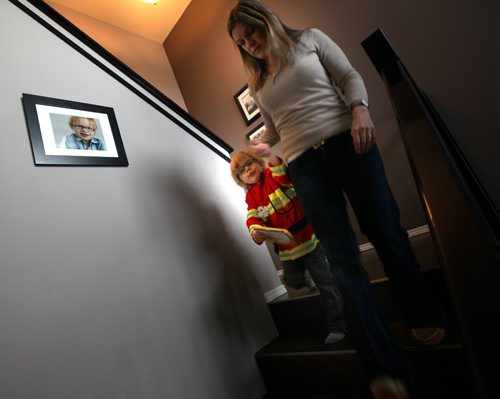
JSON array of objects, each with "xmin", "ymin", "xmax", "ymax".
[
  {"xmin": 233, "ymin": 84, "xmax": 260, "ymax": 125},
  {"xmin": 21, "ymin": 93, "xmax": 128, "ymax": 166},
  {"xmin": 245, "ymin": 122, "xmax": 265, "ymax": 141}
]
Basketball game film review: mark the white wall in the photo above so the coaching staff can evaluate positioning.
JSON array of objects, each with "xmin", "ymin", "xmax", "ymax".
[{"xmin": 0, "ymin": 1, "xmax": 280, "ymax": 398}]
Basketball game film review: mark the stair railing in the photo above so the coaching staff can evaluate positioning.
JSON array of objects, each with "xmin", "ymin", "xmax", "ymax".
[{"xmin": 362, "ymin": 28, "xmax": 500, "ymax": 399}]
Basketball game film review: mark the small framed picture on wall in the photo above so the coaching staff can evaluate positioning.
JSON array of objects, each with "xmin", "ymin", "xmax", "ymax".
[
  {"xmin": 21, "ymin": 93, "xmax": 128, "ymax": 166},
  {"xmin": 234, "ymin": 84, "xmax": 260, "ymax": 125},
  {"xmin": 245, "ymin": 122, "xmax": 265, "ymax": 142}
]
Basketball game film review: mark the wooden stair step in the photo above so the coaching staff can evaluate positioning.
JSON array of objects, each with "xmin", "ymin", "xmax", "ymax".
[
  {"xmin": 259, "ymin": 234, "xmax": 473, "ymax": 398},
  {"xmin": 256, "ymin": 332, "xmax": 473, "ymax": 399},
  {"xmin": 268, "ymin": 266, "xmax": 459, "ymax": 339},
  {"xmin": 259, "ymin": 264, "xmax": 469, "ymax": 398}
]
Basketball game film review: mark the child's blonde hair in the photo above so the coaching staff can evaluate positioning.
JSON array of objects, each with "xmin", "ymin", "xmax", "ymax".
[
  {"xmin": 230, "ymin": 150, "xmax": 265, "ymax": 189},
  {"xmin": 68, "ymin": 116, "xmax": 97, "ymax": 131}
]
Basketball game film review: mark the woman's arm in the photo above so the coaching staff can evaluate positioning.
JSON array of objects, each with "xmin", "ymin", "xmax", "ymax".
[
  {"xmin": 311, "ymin": 28, "xmax": 376, "ymax": 154},
  {"xmin": 250, "ymin": 90, "xmax": 280, "ymax": 147},
  {"xmin": 310, "ymin": 28, "xmax": 367, "ymax": 106}
]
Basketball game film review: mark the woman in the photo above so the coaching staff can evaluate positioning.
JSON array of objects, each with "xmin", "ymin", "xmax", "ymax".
[{"xmin": 227, "ymin": 1, "xmax": 445, "ymax": 398}]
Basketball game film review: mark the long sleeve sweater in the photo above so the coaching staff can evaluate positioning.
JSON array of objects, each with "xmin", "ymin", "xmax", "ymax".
[{"xmin": 254, "ymin": 28, "xmax": 368, "ymax": 163}]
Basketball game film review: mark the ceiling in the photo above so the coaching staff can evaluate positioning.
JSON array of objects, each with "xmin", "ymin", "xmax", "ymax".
[{"xmin": 46, "ymin": 0, "xmax": 192, "ymax": 43}]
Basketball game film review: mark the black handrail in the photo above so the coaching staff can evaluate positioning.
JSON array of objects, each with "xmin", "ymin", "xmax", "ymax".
[
  {"xmin": 362, "ymin": 29, "xmax": 499, "ymax": 241},
  {"xmin": 362, "ymin": 28, "xmax": 500, "ymax": 399},
  {"xmin": 418, "ymin": 91, "xmax": 500, "ymax": 239}
]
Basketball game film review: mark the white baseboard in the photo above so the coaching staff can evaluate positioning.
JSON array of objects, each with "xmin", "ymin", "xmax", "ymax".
[
  {"xmin": 264, "ymin": 284, "xmax": 287, "ymax": 303},
  {"xmin": 358, "ymin": 224, "xmax": 430, "ymax": 252}
]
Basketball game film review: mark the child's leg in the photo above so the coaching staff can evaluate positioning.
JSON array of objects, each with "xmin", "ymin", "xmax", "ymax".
[
  {"xmin": 301, "ymin": 244, "xmax": 346, "ymax": 334},
  {"xmin": 282, "ymin": 260, "xmax": 307, "ymax": 289}
]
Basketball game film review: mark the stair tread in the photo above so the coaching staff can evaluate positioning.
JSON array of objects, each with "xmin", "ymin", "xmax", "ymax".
[
  {"xmin": 270, "ymin": 264, "xmax": 442, "ymax": 305},
  {"xmin": 256, "ymin": 331, "xmax": 354, "ymax": 356},
  {"xmin": 256, "ymin": 333, "xmax": 473, "ymax": 399},
  {"xmin": 255, "ymin": 333, "xmax": 463, "ymax": 357}
]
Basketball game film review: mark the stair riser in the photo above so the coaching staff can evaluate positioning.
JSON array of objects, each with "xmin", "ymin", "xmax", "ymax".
[
  {"xmin": 257, "ymin": 352, "xmax": 369, "ymax": 398},
  {"xmin": 257, "ymin": 348, "xmax": 474, "ymax": 398},
  {"xmin": 269, "ymin": 268, "xmax": 458, "ymax": 338}
]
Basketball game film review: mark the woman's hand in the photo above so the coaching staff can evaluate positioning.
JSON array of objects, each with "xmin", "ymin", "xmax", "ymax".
[
  {"xmin": 351, "ymin": 106, "xmax": 376, "ymax": 154},
  {"xmin": 251, "ymin": 230, "xmax": 268, "ymax": 245},
  {"xmin": 248, "ymin": 140, "xmax": 272, "ymax": 158},
  {"xmin": 248, "ymin": 141, "xmax": 281, "ymax": 166}
]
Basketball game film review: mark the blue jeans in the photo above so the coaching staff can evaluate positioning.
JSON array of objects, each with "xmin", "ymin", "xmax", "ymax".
[
  {"xmin": 282, "ymin": 244, "xmax": 346, "ymax": 333},
  {"xmin": 287, "ymin": 131, "xmax": 444, "ymax": 380}
]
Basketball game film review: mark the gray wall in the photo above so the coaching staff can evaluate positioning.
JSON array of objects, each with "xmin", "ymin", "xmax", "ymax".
[
  {"xmin": 164, "ymin": 0, "xmax": 500, "ymax": 240},
  {"xmin": 0, "ymin": 1, "xmax": 280, "ymax": 398}
]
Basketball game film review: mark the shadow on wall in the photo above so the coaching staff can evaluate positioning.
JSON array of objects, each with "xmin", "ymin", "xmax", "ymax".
[{"xmin": 147, "ymin": 166, "xmax": 277, "ymax": 397}]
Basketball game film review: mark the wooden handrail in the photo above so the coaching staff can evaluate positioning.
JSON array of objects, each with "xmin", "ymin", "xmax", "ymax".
[{"xmin": 362, "ymin": 28, "xmax": 500, "ymax": 399}]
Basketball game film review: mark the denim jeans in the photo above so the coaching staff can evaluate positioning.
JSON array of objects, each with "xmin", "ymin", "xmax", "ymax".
[
  {"xmin": 287, "ymin": 131, "xmax": 444, "ymax": 380},
  {"xmin": 282, "ymin": 244, "xmax": 346, "ymax": 333}
]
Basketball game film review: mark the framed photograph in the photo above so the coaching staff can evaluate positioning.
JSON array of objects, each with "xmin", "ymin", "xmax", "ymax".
[
  {"xmin": 233, "ymin": 84, "xmax": 260, "ymax": 125},
  {"xmin": 21, "ymin": 93, "xmax": 128, "ymax": 166},
  {"xmin": 245, "ymin": 122, "xmax": 265, "ymax": 141}
]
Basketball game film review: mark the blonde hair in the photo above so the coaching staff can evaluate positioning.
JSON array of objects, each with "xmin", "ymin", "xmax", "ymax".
[
  {"xmin": 68, "ymin": 116, "xmax": 97, "ymax": 131},
  {"xmin": 227, "ymin": 0, "xmax": 301, "ymax": 91},
  {"xmin": 230, "ymin": 150, "xmax": 265, "ymax": 189}
]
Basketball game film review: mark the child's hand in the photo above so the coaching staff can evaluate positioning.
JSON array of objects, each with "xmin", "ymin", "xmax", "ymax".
[
  {"xmin": 252, "ymin": 230, "xmax": 268, "ymax": 245},
  {"xmin": 248, "ymin": 141, "xmax": 272, "ymax": 158}
]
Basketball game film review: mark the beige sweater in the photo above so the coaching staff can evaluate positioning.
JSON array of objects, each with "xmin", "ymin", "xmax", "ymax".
[{"xmin": 255, "ymin": 28, "xmax": 368, "ymax": 163}]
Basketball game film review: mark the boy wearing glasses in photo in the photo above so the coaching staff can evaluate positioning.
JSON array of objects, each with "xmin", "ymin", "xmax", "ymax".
[
  {"xmin": 230, "ymin": 142, "xmax": 346, "ymax": 344},
  {"xmin": 58, "ymin": 116, "xmax": 106, "ymax": 150}
]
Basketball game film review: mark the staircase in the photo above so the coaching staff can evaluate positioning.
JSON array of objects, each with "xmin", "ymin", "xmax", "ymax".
[{"xmin": 255, "ymin": 233, "xmax": 477, "ymax": 398}]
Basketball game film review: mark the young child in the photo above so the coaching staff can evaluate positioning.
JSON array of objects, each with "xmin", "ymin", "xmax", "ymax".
[
  {"xmin": 230, "ymin": 143, "xmax": 346, "ymax": 344},
  {"xmin": 58, "ymin": 116, "xmax": 106, "ymax": 151}
]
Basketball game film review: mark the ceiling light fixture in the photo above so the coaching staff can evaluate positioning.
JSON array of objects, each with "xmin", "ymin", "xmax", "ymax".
[{"xmin": 141, "ymin": 0, "xmax": 159, "ymax": 4}]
